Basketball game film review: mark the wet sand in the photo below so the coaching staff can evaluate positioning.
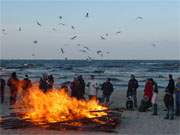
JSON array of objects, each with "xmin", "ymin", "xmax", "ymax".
[{"xmin": 0, "ymin": 87, "xmax": 180, "ymax": 135}]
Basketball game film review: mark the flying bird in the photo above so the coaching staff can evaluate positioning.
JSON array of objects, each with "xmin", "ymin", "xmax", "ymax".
[
  {"xmin": 71, "ymin": 25, "xmax": 75, "ymax": 29},
  {"xmin": 2, "ymin": 29, "xmax": 6, "ymax": 32},
  {"xmin": 19, "ymin": 27, "xmax": 22, "ymax": 31},
  {"xmin": 52, "ymin": 28, "xmax": 56, "ymax": 31},
  {"xmin": 83, "ymin": 46, "xmax": 90, "ymax": 51},
  {"xmin": 79, "ymin": 49, "xmax": 87, "ymax": 53},
  {"xmin": 105, "ymin": 33, "xmax": 109, "ymax": 37},
  {"xmin": 58, "ymin": 23, "xmax": 65, "ymax": 26},
  {"xmin": 100, "ymin": 36, "xmax": 106, "ymax": 40},
  {"xmin": 152, "ymin": 43, "xmax": 157, "ymax": 47},
  {"xmin": 116, "ymin": 31, "xmax": 121, "ymax": 34},
  {"xmin": 77, "ymin": 44, "xmax": 81, "ymax": 46},
  {"xmin": 36, "ymin": 21, "xmax": 42, "ymax": 26},
  {"xmin": 97, "ymin": 50, "xmax": 102, "ymax": 54},
  {"xmin": 59, "ymin": 16, "xmax": 62, "ymax": 19},
  {"xmin": 70, "ymin": 35, "xmax": 77, "ymax": 40},
  {"xmin": 85, "ymin": 12, "xmax": 89, "ymax": 18},
  {"xmin": 136, "ymin": 16, "xmax": 143, "ymax": 20},
  {"xmin": 33, "ymin": 40, "xmax": 38, "ymax": 44},
  {"xmin": 106, "ymin": 51, "xmax": 110, "ymax": 54},
  {"xmin": 60, "ymin": 48, "xmax": 64, "ymax": 54}
]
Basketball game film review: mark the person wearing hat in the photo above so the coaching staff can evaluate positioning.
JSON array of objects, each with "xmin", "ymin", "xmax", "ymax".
[{"xmin": 101, "ymin": 78, "xmax": 114, "ymax": 103}]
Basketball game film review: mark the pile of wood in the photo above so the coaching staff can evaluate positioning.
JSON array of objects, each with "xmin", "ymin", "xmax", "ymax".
[{"xmin": 0, "ymin": 108, "xmax": 124, "ymax": 133}]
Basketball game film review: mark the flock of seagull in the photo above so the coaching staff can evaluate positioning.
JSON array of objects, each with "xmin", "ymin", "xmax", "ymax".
[{"xmin": 1, "ymin": 12, "xmax": 157, "ymax": 60}]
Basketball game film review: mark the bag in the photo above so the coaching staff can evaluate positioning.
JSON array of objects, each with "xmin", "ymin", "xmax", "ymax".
[{"xmin": 126, "ymin": 97, "xmax": 134, "ymax": 110}]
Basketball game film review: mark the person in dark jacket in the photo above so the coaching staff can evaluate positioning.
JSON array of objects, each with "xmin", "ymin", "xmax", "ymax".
[
  {"xmin": 77, "ymin": 75, "xmax": 85, "ymax": 99},
  {"xmin": 164, "ymin": 74, "xmax": 175, "ymax": 120},
  {"xmin": 47, "ymin": 75, "xmax": 54, "ymax": 89},
  {"xmin": 0, "ymin": 78, "xmax": 6, "ymax": 104},
  {"xmin": 22, "ymin": 75, "xmax": 32, "ymax": 91},
  {"xmin": 127, "ymin": 74, "xmax": 139, "ymax": 108},
  {"xmin": 7, "ymin": 72, "xmax": 19, "ymax": 105},
  {"xmin": 101, "ymin": 78, "xmax": 114, "ymax": 103},
  {"xmin": 39, "ymin": 73, "xmax": 49, "ymax": 92},
  {"xmin": 70, "ymin": 77, "xmax": 80, "ymax": 99},
  {"xmin": 175, "ymin": 77, "xmax": 180, "ymax": 116}
]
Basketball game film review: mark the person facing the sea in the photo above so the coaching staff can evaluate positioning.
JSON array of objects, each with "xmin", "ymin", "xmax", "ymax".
[
  {"xmin": 151, "ymin": 79, "xmax": 158, "ymax": 115},
  {"xmin": 164, "ymin": 74, "xmax": 175, "ymax": 120},
  {"xmin": 127, "ymin": 74, "xmax": 139, "ymax": 108},
  {"xmin": 77, "ymin": 75, "xmax": 86, "ymax": 99},
  {"xmin": 87, "ymin": 75, "xmax": 99, "ymax": 100},
  {"xmin": 47, "ymin": 75, "xmax": 54, "ymax": 89},
  {"xmin": 7, "ymin": 72, "xmax": 19, "ymax": 105},
  {"xmin": 175, "ymin": 77, "xmax": 180, "ymax": 116},
  {"xmin": 101, "ymin": 78, "xmax": 114, "ymax": 104},
  {"xmin": 0, "ymin": 78, "xmax": 6, "ymax": 104}
]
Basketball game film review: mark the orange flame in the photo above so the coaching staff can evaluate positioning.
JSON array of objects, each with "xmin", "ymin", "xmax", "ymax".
[{"xmin": 14, "ymin": 83, "xmax": 107, "ymax": 125}]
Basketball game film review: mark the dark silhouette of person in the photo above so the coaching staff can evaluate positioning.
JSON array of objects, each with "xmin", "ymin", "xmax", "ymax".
[
  {"xmin": 0, "ymin": 78, "xmax": 6, "ymax": 104},
  {"xmin": 39, "ymin": 73, "xmax": 49, "ymax": 92},
  {"xmin": 164, "ymin": 74, "xmax": 175, "ymax": 120},
  {"xmin": 70, "ymin": 77, "xmax": 80, "ymax": 99},
  {"xmin": 77, "ymin": 75, "xmax": 85, "ymax": 99},
  {"xmin": 22, "ymin": 75, "xmax": 32, "ymax": 91},
  {"xmin": 7, "ymin": 72, "xmax": 19, "ymax": 105},
  {"xmin": 101, "ymin": 78, "xmax": 114, "ymax": 103},
  {"xmin": 127, "ymin": 74, "xmax": 139, "ymax": 108}
]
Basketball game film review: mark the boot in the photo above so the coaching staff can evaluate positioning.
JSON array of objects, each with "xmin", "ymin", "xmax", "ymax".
[{"xmin": 152, "ymin": 104, "xmax": 158, "ymax": 115}]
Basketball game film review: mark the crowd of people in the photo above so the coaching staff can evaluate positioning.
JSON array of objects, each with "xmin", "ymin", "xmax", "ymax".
[{"xmin": 0, "ymin": 72, "xmax": 180, "ymax": 120}]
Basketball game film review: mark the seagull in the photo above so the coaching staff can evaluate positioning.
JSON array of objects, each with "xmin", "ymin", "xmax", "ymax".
[
  {"xmin": 59, "ymin": 16, "xmax": 62, "ymax": 19},
  {"xmin": 100, "ymin": 36, "xmax": 106, "ymax": 40},
  {"xmin": 79, "ymin": 49, "xmax": 87, "ymax": 53},
  {"xmin": 33, "ymin": 40, "xmax": 38, "ymax": 44},
  {"xmin": 58, "ymin": 23, "xmax": 65, "ymax": 26},
  {"xmin": 105, "ymin": 33, "xmax": 109, "ymax": 37},
  {"xmin": 52, "ymin": 28, "xmax": 56, "ymax": 31},
  {"xmin": 83, "ymin": 46, "xmax": 90, "ymax": 51},
  {"xmin": 36, "ymin": 21, "xmax": 42, "ymax": 26},
  {"xmin": 60, "ymin": 48, "xmax": 64, "ymax": 54},
  {"xmin": 2, "ymin": 29, "xmax": 6, "ymax": 32},
  {"xmin": 97, "ymin": 50, "xmax": 102, "ymax": 54},
  {"xmin": 70, "ymin": 35, "xmax": 77, "ymax": 40},
  {"xmin": 32, "ymin": 53, "xmax": 35, "ymax": 57},
  {"xmin": 116, "ymin": 31, "xmax": 121, "ymax": 34},
  {"xmin": 152, "ymin": 43, "xmax": 157, "ymax": 47},
  {"xmin": 136, "ymin": 16, "xmax": 143, "ymax": 20},
  {"xmin": 19, "ymin": 27, "xmax": 21, "ymax": 31},
  {"xmin": 106, "ymin": 51, "xmax": 110, "ymax": 54},
  {"xmin": 77, "ymin": 44, "xmax": 81, "ymax": 46},
  {"xmin": 71, "ymin": 25, "xmax": 75, "ymax": 29},
  {"xmin": 85, "ymin": 12, "xmax": 89, "ymax": 18}
]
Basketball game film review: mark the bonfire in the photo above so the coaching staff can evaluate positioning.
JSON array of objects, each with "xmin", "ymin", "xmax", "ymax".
[{"xmin": 1, "ymin": 82, "xmax": 122, "ymax": 133}]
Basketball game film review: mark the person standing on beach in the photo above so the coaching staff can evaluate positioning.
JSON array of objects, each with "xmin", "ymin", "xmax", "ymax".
[
  {"xmin": 87, "ymin": 75, "xmax": 99, "ymax": 100},
  {"xmin": 101, "ymin": 78, "xmax": 114, "ymax": 103},
  {"xmin": 77, "ymin": 75, "xmax": 86, "ymax": 99},
  {"xmin": 175, "ymin": 77, "xmax": 180, "ymax": 116},
  {"xmin": 22, "ymin": 75, "xmax": 32, "ymax": 91},
  {"xmin": 127, "ymin": 74, "xmax": 139, "ymax": 108},
  {"xmin": 151, "ymin": 79, "xmax": 158, "ymax": 115},
  {"xmin": 0, "ymin": 78, "xmax": 6, "ymax": 104},
  {"xmin": 47, "ymin": 75, "xmax": 54, "ymax": 89},
  {"xmin": 70, "ymin": 77, "xmax": 80, "ymax": 99},
  {"xmin": 39, "ymin": 73, "xmax": 49, "ymax": 92},
  {"xmin": 164, "ymin": 74, "xmax": 175, "ymax": 120},
  {"xmin": 7, "ymin": 72, "xmax": 19, "ymax": 105}
]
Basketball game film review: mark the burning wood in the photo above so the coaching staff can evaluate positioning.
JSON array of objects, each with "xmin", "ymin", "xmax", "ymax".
[{"xmin": 0, "ymin": 83, "xmax": 122, "ymax": 133}]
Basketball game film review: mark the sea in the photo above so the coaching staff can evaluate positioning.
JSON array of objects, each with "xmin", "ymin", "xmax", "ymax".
[{"xmin": 0, "ymin": 60, "xmax": 179, "ymax": 90}]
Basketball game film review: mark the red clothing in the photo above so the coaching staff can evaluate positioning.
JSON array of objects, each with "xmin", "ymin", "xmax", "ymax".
[{"xmin": 144, "ymin": 81, "xmax": 153, "ymax": 100}]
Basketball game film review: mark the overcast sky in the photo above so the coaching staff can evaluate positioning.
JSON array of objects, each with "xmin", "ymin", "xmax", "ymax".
[{"xmin": 0, "ymin": 0, "xmax": 179, "ymax": 60}]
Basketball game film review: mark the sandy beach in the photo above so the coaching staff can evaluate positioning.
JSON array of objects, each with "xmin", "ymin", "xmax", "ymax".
[{"xmin": 0, "ymin": 86, "xmax": 180, "ymax": 135}]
